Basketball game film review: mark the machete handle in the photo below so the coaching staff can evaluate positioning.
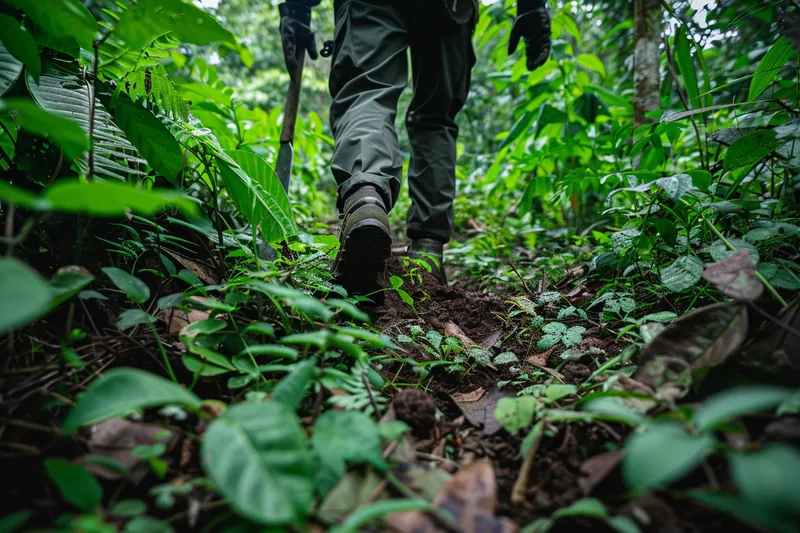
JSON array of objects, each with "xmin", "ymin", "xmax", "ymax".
[{"xmin": 280, "ymin": 47, "xmax": 305, "ymax": 144}]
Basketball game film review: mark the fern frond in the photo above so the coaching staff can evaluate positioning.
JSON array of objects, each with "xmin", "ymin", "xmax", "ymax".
[{"xmin": 123, "ymin": 65, "xmax": 189, "ymax": 121}]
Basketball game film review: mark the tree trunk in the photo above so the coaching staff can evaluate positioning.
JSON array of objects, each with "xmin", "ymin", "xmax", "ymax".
[{"xmin": 633, "ymin": 0, "xmax": 662, "ymax": 127}]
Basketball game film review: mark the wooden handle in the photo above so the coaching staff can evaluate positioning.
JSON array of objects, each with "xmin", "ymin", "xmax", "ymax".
[{"xmin": 280, "ymin": 48, "xmax": 306, "ymax": 144}]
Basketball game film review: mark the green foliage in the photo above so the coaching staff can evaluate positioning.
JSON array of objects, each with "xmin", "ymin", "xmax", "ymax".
[
  {"xmin": 0, "ymin": 258, "xmax": 52, "ymax": 335},
  {"xmin": 0, "ymin": 98, "xmax": 88, "ymax": 159},
  {"xmin": 44, "ymin": 459, "xmax": 103, "ymax": 512},
  {"xmin": 62, "ymin": 368, "xmax": 202, "ymax": 432},
  {"xmin": 201, "ymin": 401, "xmax": 313, "ymax": 525}
]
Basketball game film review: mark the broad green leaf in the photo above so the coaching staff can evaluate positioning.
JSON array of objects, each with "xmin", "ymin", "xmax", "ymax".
[
  {"xmin": 116, "ymin": 0, "xmax": 236, "ymax": 51},
  {"xmin": 62, "ymin": 368, "xmax": 202, "ymax": 432},
  {"xmin": 553, "ymin": 497, "xmax": 607, "ymax": 518},
  {"xmin": 122, "ymin": 516, "xmax": 174, "ymax": 533},
  {"xmin": 49, "ymin": 266, "xmax": 94, "ymax": 310},
  {"xmin": 109, "ymin": 499, "xmax": 147, "ymax": 517},
  {"xmin": 117, "ymin": 309, "xmax": 156, "ymax": 330},
  {"xmin": 655, "ymin": 174, "xmax": 693, "ymax": 200},
  {"xmin": 182, "ymin": 354, "xmax": 232, "ymax": 376},
  {"xmin": 501, "ymin": 109, "xmax": 536, "ymax": 149},
  {"xmin": 495, "ymin": 396, "xmax": 537, "ymax": 433},
  {"xmin": 6, "ymin": 0, "xmax": 96, "ymax": 51},
  {"xmin": 329, "ymin": 500, "xmax": 434, "ymax": 533},
  {"xmin": 201, "ymin": 402, "xmax": 314, "ymax": 525},
  {"xmin": 103, "ymin": 267, "xmax": 150, "ymax": 304},
  {"xmin": 660, "ymin": 255, "xmax": 703, "ymax": 292},
  {"xmin": 0, "ymin": 42, "xmax": 22, "ymax": 97},
  {"xmin": 693, "ymin": 386, "xmax": 792, "ymax": 431},
  {"xmin": 623, "ymin": 422, "xmax": 715, "ymax": 497},
  {"xmin": 749, "ymin": 36, "xmax": 794, "ymax": 101},
  {"xmin": 0, "ymin": 258, "xmax": 52, "ymax": 336},
  {"xmin": 226, "ymin": 150, "xmax": 292, "ymax": 240},
  {"xmin": 0, "ymin": 98, "xmax": 87, "ymax": 159},
  {"xmin": 44, "ymin": 459, "xmax": 102, "ymax": 511},
  {"xmin": 327, "ymin": 299, "xmax": 370, "ymax": 324},
  {"xmin": 577, "ymin": 54, "xmax": 606, "ymax": 77},
  {"xmin": 272, "ymin": 357, "xmax": 317, "ymax": 409},
  {"xmin": 216, "ymin": 154, "xmax": 297, "ymax": 243},
  {"xmin": 43, "ymin": 180, "xmax": 198, "ymax": 218},
  {"xmin": 544, "ymin": 384, "xmax": 577, "ymax": 402},
  {"xmin": 312, "ymin": 410, "xmax": 387, "ymax": 496},
  {"xmin": 0, "ymin": 510, "xmax": 32, "ymax": 533},
  {"xmin": 690, "ymin": 490, "xmax": 798, "ymax": 533},
  {"xmin": 723, "ymin": 129, "xmax": 781, "ymax": 172},
  {"xmin": 706, "ymin": 238, "xmax": 759, "ymax": 264},
  {"xmin": 675, "ymin": 27, "xmax": 699, "ymax": 108},
  {"xmin": 728, "ymin": 444, "xmax": 800, "ymax": 517},
  {"xmin": 113, "ymin": 96, "xmax": 184, "ymax": 183},
  {"xmin": 237, "ymin": 344, "xmax": 299, "ymax": 361},
  {"xmin": 493, "ymin": 351, "xmax": 519, "ymax": 365},
  {"xmin": 655, "ymin": 218, "xmax": 677, "ymax": 247},
  {"xmin": 0, "ymin": 15, "xmax": 40, "ymax": 82},
  {"xmin": 581, "ymin": 397, "xmax": 645, "ymax": 426}
]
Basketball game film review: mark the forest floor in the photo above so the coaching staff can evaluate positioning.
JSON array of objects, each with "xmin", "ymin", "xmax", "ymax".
[{"xmin": 1, "ymin": 218, "xmax": 798, "ymax": 533}]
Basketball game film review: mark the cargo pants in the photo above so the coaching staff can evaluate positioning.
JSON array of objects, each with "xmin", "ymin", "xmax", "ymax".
[{"xmin": 328, "ymin": 0, "xmax": 476, "ymax": 244}]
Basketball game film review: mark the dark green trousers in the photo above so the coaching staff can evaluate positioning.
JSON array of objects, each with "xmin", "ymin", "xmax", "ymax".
[{"xmin": 329, "ymin": 0, "xmax": 476, "ymax": 243}]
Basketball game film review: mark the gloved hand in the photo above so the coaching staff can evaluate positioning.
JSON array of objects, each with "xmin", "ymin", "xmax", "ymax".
[
  {"xmin": 508, "ymin": 0, "xmax": 552, "ymax": 71},
  {"xmin": 279, "ymin": 2, "xmax": 318, "ymax": 74}
]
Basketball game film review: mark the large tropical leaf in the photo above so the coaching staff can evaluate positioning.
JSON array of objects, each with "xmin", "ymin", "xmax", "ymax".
[
  {"xmin": 0, "ymin": 41, "xmax": 22, "ymax": 97},
  {"xmin": 225, "ymin": 149, "xmax": 295, "ymax": 241},
  {"xmin": 113, "ymin": 96, "xmax": 184, "ymax": 182},
  {"xmin": 26, "ymin": 63, "xmax": 147, "ymax": 180},
  {"xmin": 214, "ymin": 150, "xmax": 297, "ymax": 243}
]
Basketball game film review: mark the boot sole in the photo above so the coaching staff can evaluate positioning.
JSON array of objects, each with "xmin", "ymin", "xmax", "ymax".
[{"xmin": 333, "ymin": 215, "xmax": 392, "ymax": 302}]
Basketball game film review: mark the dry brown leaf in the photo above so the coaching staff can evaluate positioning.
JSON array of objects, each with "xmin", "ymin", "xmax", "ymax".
[
  {"xmin": 445, "ymin": 322, "xmax": 476, "ymax": 350},
  {"xmin": 528, "ymin": 348, "xmax": 554, "ymax": 367},
  {"xmin": 451, "ymin": 387, "xmax": 486, "ymax": 403},
  {"xmin": 163, "ymin": 249, "xmax": 217, "ymax": 285},
  {"xmin": 480, "ymin": 331, "xmax": 503, "ymax": 350},
  {"xmin": 702, "ymin": 250, "xmax": 763, "ymax": 300},
  {"xmin": 386, "ymin": 460, "xmax": 517, "ymax": 533},
  {"xmin": 78, "ymin": 418, "xmax": 177, "ymax": 482},
  {"xmin": 579, "ymin": 450, "xmax": 623, "ymax": 495},
  {"xmin": 633, "ymin": 301, "xmax": 748, "ymax": 398},
  {"xmin": 158, "ymin": 309, "xmax": 209, "ymax": 335},
  {"xmin": 453, "ymin": 385, "xmax": 515, "ymax": 436}
]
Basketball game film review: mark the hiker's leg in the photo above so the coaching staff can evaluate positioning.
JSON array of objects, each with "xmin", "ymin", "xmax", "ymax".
[
  {"xmin": 329, "ymin": 0, "xmax": 409, "ymax": 212},
  {"xmin": 405, "ymin": 1, "xmax": 475, "ymax": 243}
]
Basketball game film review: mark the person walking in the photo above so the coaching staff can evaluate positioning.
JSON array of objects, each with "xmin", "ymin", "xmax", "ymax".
[{"xmin": 279, "ymin": 0, "xmax": 552, "ymax": 298}]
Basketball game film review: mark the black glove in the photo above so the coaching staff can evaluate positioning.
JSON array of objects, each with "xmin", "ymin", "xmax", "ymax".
[
  {"xmin": 279, "ymin": 2, "xmax": 318, "ymax": 74},
  {"xmin": 508, "ymin": 0, "xmax": 552, "ymax": 71}
]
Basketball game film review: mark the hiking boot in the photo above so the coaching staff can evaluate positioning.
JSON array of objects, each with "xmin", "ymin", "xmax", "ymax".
[
  {"xmin": 410, "ymin": 238, "xmax": 447, "ymax": 285},
  {"xmin": 332, "ymin": 185, "xmax": 392, "ymax": 301}
]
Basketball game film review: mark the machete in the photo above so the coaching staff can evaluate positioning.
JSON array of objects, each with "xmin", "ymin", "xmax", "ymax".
[{"xmin": 276, "ymin": 48, "xmax": 305, "ymax": 193}]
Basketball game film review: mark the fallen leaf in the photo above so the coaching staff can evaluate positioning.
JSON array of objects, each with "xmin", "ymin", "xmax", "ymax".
[
  {"xmin": 528, "ymin": 348, "xmax": 554, "ymax": 367},
  {"xmin": 452, "ymin": 385, "xmax": 516, "ymax": 436},
  {"xmin": 451, "ymin": 387, "xmax": 486, "ymax": 403},
  {"xmin": 163, "ymin": 249, "xmax": 217, "ymax": 285},
  {"xmin": 445, "ymin": 322, "xmax": 476, "ymax": 350},
  {"xmin": 317, "ymin": 469, "xmax": 384, "ymax": 524},
  {"xmin": 579, "ymin": 450, "xmax": 623, "ymax": 495},
  {"xmin": 633, "ymin": 302, "xmax": 748, "ymax": 399},
  {"xmin": 386, "ymin": 460, "xmax": 517, "ymax": 533},
  {"xmin": 480, "ymin": 331, "xmax": 503, "ymax": 349},
  {"xmin": 158, "ymin": 309, "xmax": 209, "ymax": 335},
  {"xmin": 702, "ymin": 250, "xmax": 763, "ymax": 300},
  {"xmin": 78, "ymin": 418, "xmax": 177, "ymax": 482}
]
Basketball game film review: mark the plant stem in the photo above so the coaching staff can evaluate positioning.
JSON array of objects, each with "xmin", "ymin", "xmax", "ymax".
[{"xmin": 149, "ymin": 323, "xmax": 177, "ymax": 382}]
